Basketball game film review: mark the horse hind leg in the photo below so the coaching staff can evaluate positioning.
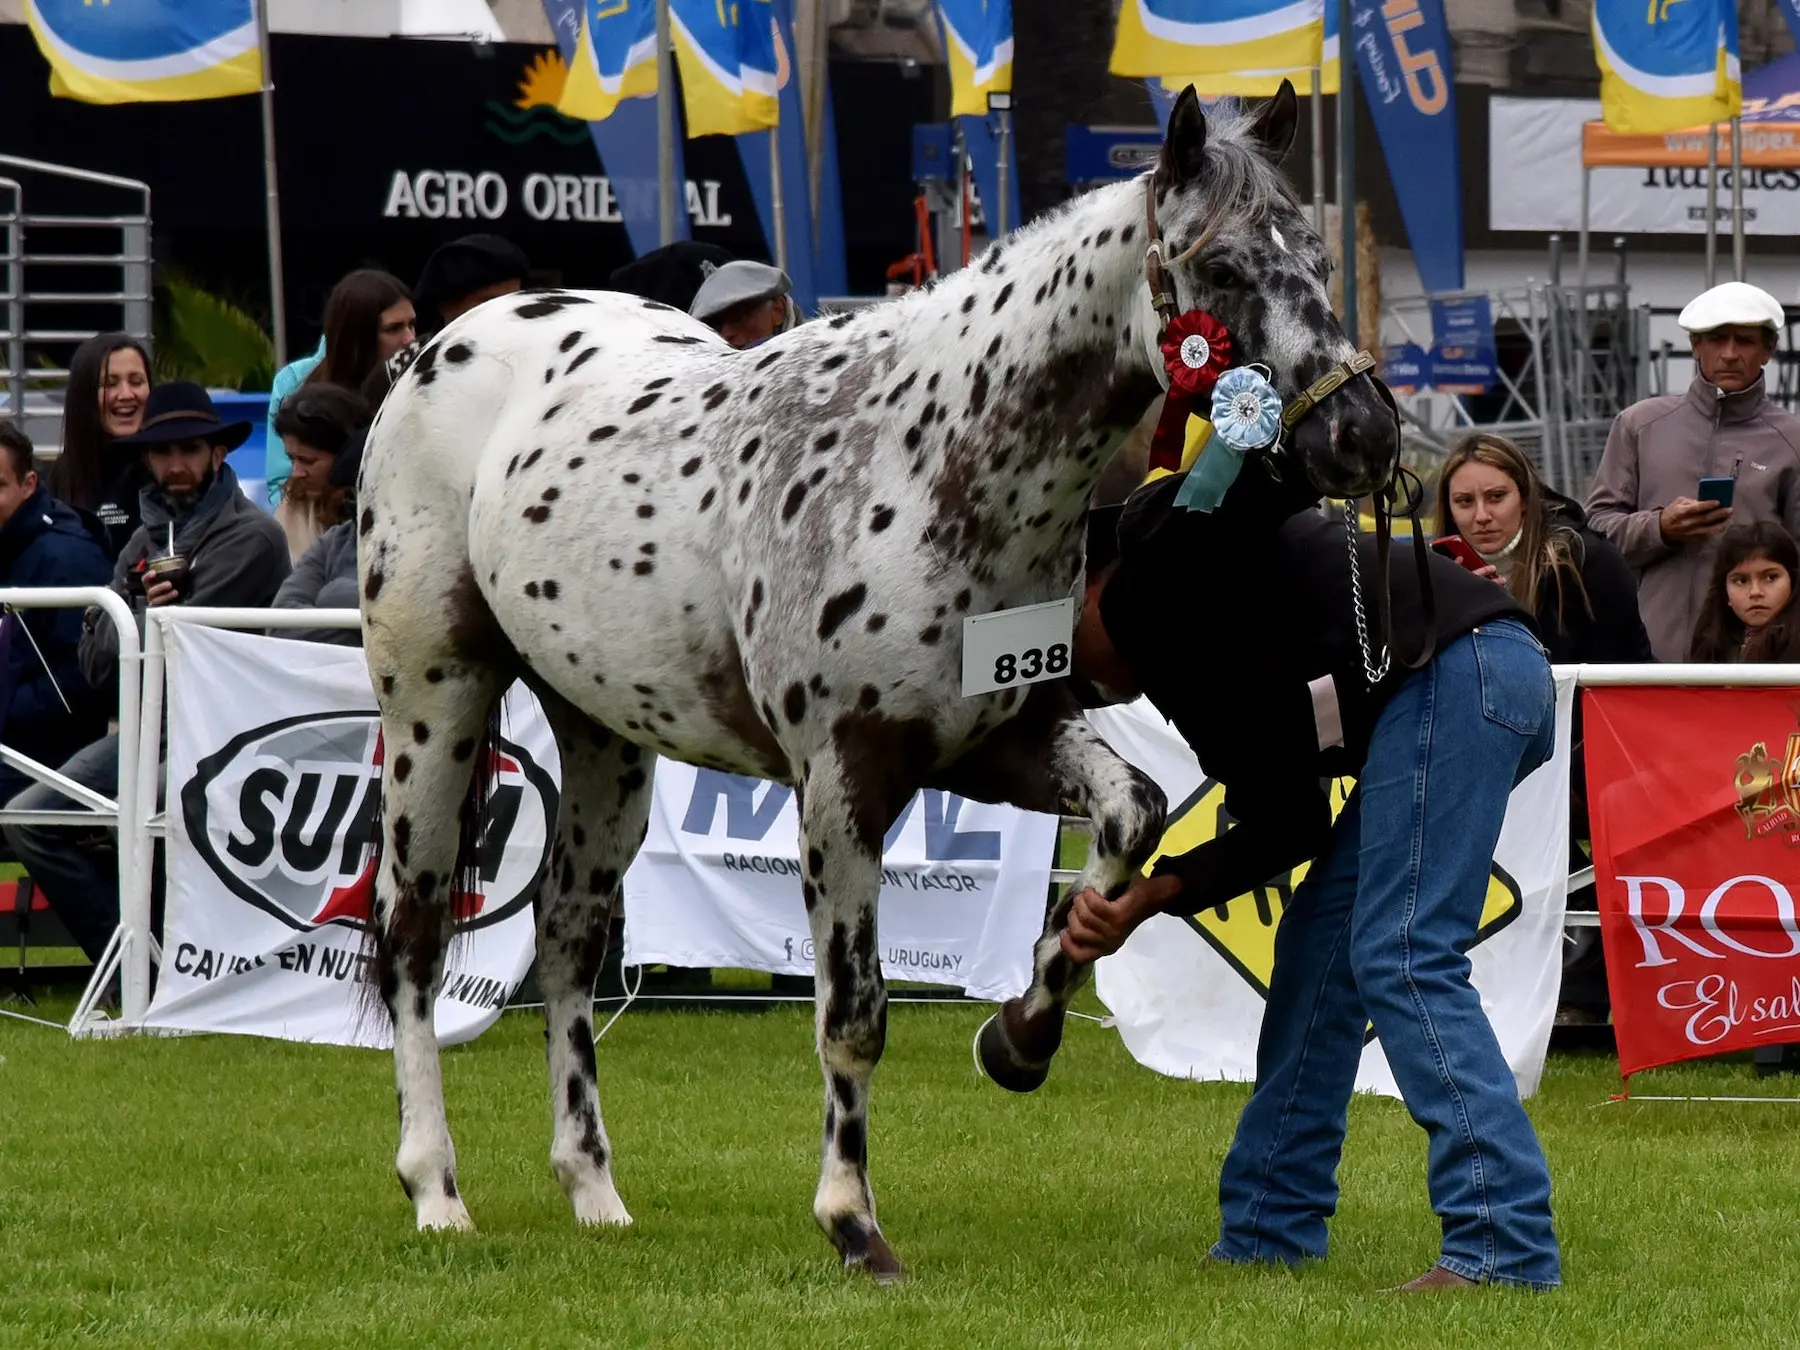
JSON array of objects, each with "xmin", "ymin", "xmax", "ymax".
[
  {"xmin": 365, "ymin": 550, "xmax": 513, "ymax": 1231},
  {"xmin": 531, "ymin": 691, "xmax": 655, "ymax": 1227}
]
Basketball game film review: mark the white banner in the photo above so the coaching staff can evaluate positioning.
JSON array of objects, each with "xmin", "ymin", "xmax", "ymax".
[
  {"xmin": 623, "ymin": 760, "xmax": 1059, "ymax": 1000},
  {"xmin": 1490, "ymin": 97, "xmax": 1800, "ymax": 237},
  {"xmin": 1091, "ymin": 675, "xmax": 1574, "ymax": 1099},
  {"xmin": 143, "ymin": 625, "xmax": 554, "ymax": 1047}
]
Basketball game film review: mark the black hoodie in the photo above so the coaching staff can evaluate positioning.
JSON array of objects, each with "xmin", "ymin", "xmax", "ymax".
[
  {"xmin": 1097, "ymin": 458, "xmax": 1530, "ymax": 913},
  {"xmin": 1527, "ymin": 491, "xmax": 1654, "ymax": 667}
]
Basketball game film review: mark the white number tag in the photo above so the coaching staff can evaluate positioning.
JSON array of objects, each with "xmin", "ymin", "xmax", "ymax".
[{"xmin": 960, "ymin": 598, "xmax": 1076, "ymax": 698}]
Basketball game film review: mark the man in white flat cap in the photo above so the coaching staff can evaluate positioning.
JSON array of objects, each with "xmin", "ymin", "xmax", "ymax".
[
  {"xmin": 689, "ymin": 259, "xmax": 795, "ymax": 349},
  {"xmin": 1586, "ymin": 280, "xmax": 1800, "ymax": 661}
]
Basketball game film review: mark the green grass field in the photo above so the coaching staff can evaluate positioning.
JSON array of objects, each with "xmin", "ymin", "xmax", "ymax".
[{"xmin": 2, "ymin": 993, "xmax": 1798, "ymax": 1349}]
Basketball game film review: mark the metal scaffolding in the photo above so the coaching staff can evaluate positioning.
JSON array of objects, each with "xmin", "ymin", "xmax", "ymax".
[
  {"xmin": 0, "ymin": 156, "xmax": 153, "ymax": 452},
  {"xmin": 1381, "ymin": 240, "xmax": 1650, "ymax": 501}
]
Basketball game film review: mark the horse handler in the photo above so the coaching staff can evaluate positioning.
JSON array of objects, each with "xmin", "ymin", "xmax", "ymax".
[{"xmin": 1065, "ymin": 456, "xmax": 1562, "ymax": 1292}]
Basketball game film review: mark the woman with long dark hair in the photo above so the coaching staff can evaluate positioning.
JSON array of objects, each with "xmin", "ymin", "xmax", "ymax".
[
  {"xmin": 49, "ymin": 332, "xmax": 154, "ymax": 560},
  {"xmin": 264, "ymin": 269, "xmax": 414, "ymax": 499},
  {"xmin": 49, "ymin": 336, "xmax": 154, "ymax": 561},
  {"xmin": 1689, "ymin": 522, "xmax": 1800, "ymax": 662}
]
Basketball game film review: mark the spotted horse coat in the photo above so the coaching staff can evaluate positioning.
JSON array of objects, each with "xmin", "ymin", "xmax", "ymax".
[{"xmin": 354, "ymin": 85, "xmax": 1400, "ymax": 1280}]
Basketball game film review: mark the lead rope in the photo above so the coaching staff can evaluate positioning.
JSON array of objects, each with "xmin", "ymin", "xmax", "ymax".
[{"xmin": 1343, "ymin": 503, "xmax": 1391, "ymax": 687}]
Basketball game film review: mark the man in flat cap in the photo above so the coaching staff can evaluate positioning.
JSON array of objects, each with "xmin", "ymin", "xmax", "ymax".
[
  {"xmin": 689, "ymin": 259, "xmax": 795, "ymax": 349},
  {"xmin": 1586, "ymin": 281, "xmax": 1800, "ymax": 660}
]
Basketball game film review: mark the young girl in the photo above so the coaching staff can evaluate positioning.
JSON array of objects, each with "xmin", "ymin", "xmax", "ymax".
[{"xmin": 1689, "ymin": 523, "xmax": 1800, "ymax": 663}]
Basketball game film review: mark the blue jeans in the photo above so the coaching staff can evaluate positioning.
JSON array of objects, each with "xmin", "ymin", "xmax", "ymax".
[{"xmin": 1211, "ymin": 619, "xmax": 1561, "ymax": 1290}]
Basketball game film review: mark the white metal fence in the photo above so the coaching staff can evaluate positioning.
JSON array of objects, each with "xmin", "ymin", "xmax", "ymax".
[{"xmin": 0, "ymin": 593, "xmax": 1790, "ymax": 1038}]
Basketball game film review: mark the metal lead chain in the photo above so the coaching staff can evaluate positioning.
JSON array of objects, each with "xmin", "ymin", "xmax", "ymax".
[{"xmin": 1343, "ymin": 503, "xmax": 1390, "ymax": 688}]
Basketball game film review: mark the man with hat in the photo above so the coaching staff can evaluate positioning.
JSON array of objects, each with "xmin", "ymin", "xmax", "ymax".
[
  {"xmin": 3, "ymin": 382, "xmax": 290, "ymax": 966},
  {"xmin": 1587, "ymin": 280, "xmax": 1800, "ymax": 661},
  {"xmin": 415, "ymin": 233, "xmax": 531, "ymax": 335},
  {"xmin": 689, "ymin": 259, "xmax": 796, "ymax": 349},
  {"xmin": 610, "ymin": 240, "xmax": 735, "ymax": 313}
]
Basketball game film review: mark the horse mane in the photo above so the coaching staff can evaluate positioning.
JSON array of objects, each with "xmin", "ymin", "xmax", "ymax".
[{"xmin": 1175, "ymin": 102, "xmax": 1299, "ymax": 241}]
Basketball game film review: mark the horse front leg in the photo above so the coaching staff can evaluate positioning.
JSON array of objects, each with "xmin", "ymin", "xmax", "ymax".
[
  {"xmin": 941, "ymin": 695, "xmax": 1165, "ymax": 1093},
  {"xmin": 797, "ymin": 725, "xmax": 929, "ymax": 1283}
]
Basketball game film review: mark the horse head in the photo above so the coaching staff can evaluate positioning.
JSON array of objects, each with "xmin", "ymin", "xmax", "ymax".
[{"xmin": 1140, "ymin": 82, "xmax": 1401, "ymax": 501}]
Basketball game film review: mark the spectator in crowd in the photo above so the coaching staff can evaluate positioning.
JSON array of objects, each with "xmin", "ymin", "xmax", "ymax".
[
  {"xmin": 48, "ymin": 332, "xmax": 154, "ymax": 560},
  {"xmin": 270, "ymin": 385, "xmax": 368, "ymax": 561},
  {"xmin": 1689, "ymin": 522, "xmax": 1800, "ymax": 662},
  {"xmin": 415, "ymin": 233, "xmax": 530, "ymax": 334},
  {"xmin": 1439, "ymin": 433, "xmax": 1652, "ymax": 662},
  {"xmin": 1587, "ymin": 281, "xmax": 1800, "ymax": 661},
  {"xmin": 1438, "ymin": 431, "xmax": 1652, "ymax": 1027},
  {"xmin": 272, "ymin": 425, "xmax": 367, "ymax": 646},
  {"xmin": 1063, "ymin": 461, "xmax": 1561, "ymax": 1291},
  {"xmin": 1689, "ymin": 520, "xmax": 1800, "ymax": 1074},
  {"xmin": 5, "ymin": 383, "xmax": 289, "ymax": 963},
  {"xmin": 611, "ymin": 240, "xmax": 733, "ymax": 312},
  {"xmin": 264, "ymin": 269, "xmax": 415, "ymax": 501},
  {"xmin": 689, "ymin": 260, "xmax": 795, "ymax": 348},
  {"xmin": 0, "ymin": 422, "xmax": 112, "ymax": 807}
]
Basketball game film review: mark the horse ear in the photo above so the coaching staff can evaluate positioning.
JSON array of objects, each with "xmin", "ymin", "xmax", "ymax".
[
  {"xmin": 1248, "ymin": 79, "xmax": 1300, "ymax": 164},
  {"xmin": 1158, "ymin": 85, "xmax": 1208, "ymax": 187}
]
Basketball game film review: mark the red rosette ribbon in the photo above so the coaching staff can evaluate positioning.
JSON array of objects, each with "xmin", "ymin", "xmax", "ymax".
[{"xmin": 1149, "ymin": 311, "xmax": 1234, "ymax": 473}]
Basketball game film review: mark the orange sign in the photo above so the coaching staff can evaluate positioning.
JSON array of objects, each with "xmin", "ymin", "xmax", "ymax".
[{"xmin": 1582, "ymin": 119, "xmax": 1800, "ymax": 169}]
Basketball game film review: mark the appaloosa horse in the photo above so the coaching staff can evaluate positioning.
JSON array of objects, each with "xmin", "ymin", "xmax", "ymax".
[{"xmin": 355, "ymin": 84, "xmax": 1399, "ymax": 1278}]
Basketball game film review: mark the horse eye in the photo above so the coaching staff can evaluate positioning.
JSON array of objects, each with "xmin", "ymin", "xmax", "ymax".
[{"xmin": 1208, "ymin": 263, "xmax": 1241, "ymax": 290}]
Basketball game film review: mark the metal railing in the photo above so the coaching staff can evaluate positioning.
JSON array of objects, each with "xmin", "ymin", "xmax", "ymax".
[
  {"xmin": 0, "ymin": 156, "xmax": 153, "ymax": 453},
  {"xmin": 0, "ymin": 587, "xmax": 142, "ymax": 1032}
]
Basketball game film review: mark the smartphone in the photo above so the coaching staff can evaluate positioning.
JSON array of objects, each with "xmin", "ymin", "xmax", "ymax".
[
  {"xmin": 1431, "ymin": 535, "xmax": 1488, "ymax": 572},
  {"xmin": 1698, "ymin": 476, "xmax": 1736, "ymax": 509}
]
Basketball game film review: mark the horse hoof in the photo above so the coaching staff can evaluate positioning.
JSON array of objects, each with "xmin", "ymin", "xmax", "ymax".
[
  {"xmin": 847, "ymin": 1233, "xmax": 906, "ymax": 1286},
  {"xmin": 415, "ymin": 1195, "xmax": 475, "ymax": 1233},
  {"xmin": 975, "ymin": 1013, "xmax": 1050, "ymax": 1094}
]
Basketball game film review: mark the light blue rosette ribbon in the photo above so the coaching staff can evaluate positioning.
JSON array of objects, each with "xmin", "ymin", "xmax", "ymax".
[{"xmin": 1173, "ymin": 366, "xmax": 1284, "ymax": 514}]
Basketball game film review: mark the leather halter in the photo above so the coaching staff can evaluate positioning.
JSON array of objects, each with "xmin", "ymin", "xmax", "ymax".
[{"xmin": 1142, "ymin": 174, "xmax": 1436, "ymax": 680}]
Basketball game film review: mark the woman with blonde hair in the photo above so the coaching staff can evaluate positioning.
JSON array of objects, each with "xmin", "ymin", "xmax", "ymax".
[
  {"xmin": 1436, "ymin": 432, "xmax": 1651, "ymax": 666},
  {"xmin": 1437, "ymin": 431, "xmax": 1651, "ymax": 1028}
]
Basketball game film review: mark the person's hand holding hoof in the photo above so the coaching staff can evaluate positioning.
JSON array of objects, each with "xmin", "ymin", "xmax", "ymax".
[{"xmin": 1060, "ymin": 874, "xmax": 1183, "ymax": 963}]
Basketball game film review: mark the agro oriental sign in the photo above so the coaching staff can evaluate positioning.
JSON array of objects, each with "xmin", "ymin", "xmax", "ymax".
[{"xmin": 381, "ymin": 168, "xmax": 733, "ymax": 227}]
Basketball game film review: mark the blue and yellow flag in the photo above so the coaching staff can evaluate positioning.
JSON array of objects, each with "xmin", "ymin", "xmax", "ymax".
[
  {"xmin": 1592, "ymin": 0, "xmax": 1740, "ymax": 133},
  {"xmin": 937, "ymin": 1, "xmax": 1013, "ymax": 118},
  {"xmin": 557, "ymin": 0, "xmax": 659, "ymax": 123},
  {"xmin": 669, "ymin": 0, "xmax": 780, "ymax": 137},
  {"xmin": 24, "ymin": 0, "xmax": 261, "ymax": 103},
  {"xmin": 1112, "ymin": 0, "xmax": 1323, "ymax": 82},
  {"xmin": 1158, "ymin": 0, "xmax": 1337, "ymax": 98}
]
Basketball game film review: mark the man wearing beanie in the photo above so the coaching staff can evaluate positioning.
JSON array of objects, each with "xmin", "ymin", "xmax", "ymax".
[
  {"xmin": 1587, "ymin": 280, "xmax": 1800, "ymax": 661},
  {"xmin": 609, "ymin": 240, "xmax": 735, "ymax": 313},
  {"xmin": 415, "ymin": 233, "xmax": 531, "ymax": 333}
]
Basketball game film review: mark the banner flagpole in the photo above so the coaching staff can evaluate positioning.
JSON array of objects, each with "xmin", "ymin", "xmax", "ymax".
[
  {"xmin": 655, "ymin": 0, "xmax": 677, "ymax": 246},
  {"xmin": 769, "ymin": 130, "xmax": 789, "ymax": 273},
  {"xmin": 1335, "ymin": 0, "xmax": 1356, "ymax": 344},
  {"xmin": 255, "ymin": 0, "xmax": 287, "ymax": 369},
  {"xmin": 1704, "ymin": 122, "xmax": 1718, "ymax": 288},
  {"xmin": 805, "ymin": 0, "xmax": 827, "ymax": 239},
  {"xmin": 1730, "ymin": 115, "xmax": 1745, "ymax": 282},
  {"xmin": 1310, "ymin": 64, "xmax": 1324, "ymax": 236}
]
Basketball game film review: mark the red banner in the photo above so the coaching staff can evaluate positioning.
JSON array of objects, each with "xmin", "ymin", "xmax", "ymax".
[{"xmin": 1585, "ymin": 687, "xmax": 1800, "ymax": 1077}]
